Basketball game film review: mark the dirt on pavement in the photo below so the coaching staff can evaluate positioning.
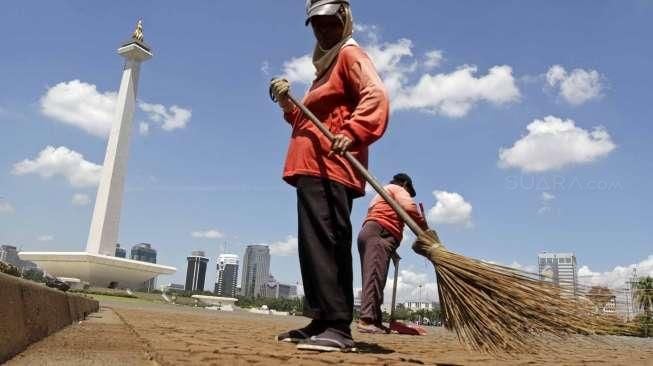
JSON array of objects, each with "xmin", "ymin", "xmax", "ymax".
[{"xmin": 6, "ymin": 298, "xmax": 653, "ymax": 365}]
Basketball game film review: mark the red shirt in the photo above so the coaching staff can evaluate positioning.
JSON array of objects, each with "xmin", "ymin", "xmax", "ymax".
[
  {"xmin": 364, "ymin": 184, "xmax": 428, "ymax": 242},
  {"xmin": 281, "ymin": 44, "xmax": 389, "ymax": 196}
]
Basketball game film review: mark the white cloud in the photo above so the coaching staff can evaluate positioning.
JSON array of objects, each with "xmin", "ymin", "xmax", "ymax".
[
  {"xmin": 499, "ymin": 116, "xmax": 616, "ymax": 172},
  {"xmin": 12, "ymin": 146, "xmax": 102, "ymax": 188},
  {"xmin": 40, "ymin": 80, "xmax": 117, "ymax": 137},
  {"xmin": 40, "ymin": 80, "xmax": 191, "ymax": 136},
  {"xmin": 139, "ymin": 122, "xmax": 149, "ymax": 136},
  {"xmin": 423, "ymin": 49, "xmax": 444, "ymax": 69},
  {"xmin": 72, "ymin": 193, "xmax": 91, "ymax": 206},
  {"xmin": 279, "ymin": 26, "xmax": 519, "ymax": 118},
  {"xmin": 191, "ymin": 229, "xmax": 224, "ymax": 239},
  {"xmin": 37, "ymin": 235, "xmax": 54, "ymax": 242},
  {"xmin": 0, "ymin": 200, "xmax": 15, "ymax": 214},
  {"xmin": 546, "ymin": 65, "xmax": 603, "ymax": 105},
  {"xmin": 364, "ymin": 183, "xmax": 376, "ymax": 195},
  {"xmin": 393, "ymin": 65, "xmax": 520, "ymax": 117},
  {"xmin": 383, "ymin": 268, "xmax": 438, "ymax": 303},
  {"xmin": 507, "ymin": 261, "xmax": 538, "ymax": 274},
  {"xmin": 269, "ymin": 235, "xmax": 298, "ymax": 256},
  {"xmin": 281, "ymin": 55, "xmax": 315, "ymax": 85},
  {"xmin": 364, "ymin": 38, "xmax": 416, "ymax": 98},
  {"xmin": 354, "ymin": 23, "xmax": 380, "ymax": 44},
  {"xmin": 427, "ymin": 190, "xmax": 473, "ymax": 227},
  {"xmin": 578, "ymin": 255, "xmax": 653, "ymax": 289},
  {"xmin": 139, "ymin": 103, "xmax": 191, "ymax": 131},
  {"xmin": 481, "ymin": 259, "xmax": 538, "ymax": 276}
]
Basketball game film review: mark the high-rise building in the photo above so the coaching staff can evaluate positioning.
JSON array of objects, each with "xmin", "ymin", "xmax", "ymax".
[
  {"xmin": 131, "ymin": 243, "xmax": 156, "ymax": 263},
  {"xmin": 538, "ymin": 252, "xmax": 578, "ymax": 295},
  {"xmin": 0, "ymin": 245, "xmax": 21, "ymax": 267},
  {"xmin": 215, "ymin": 254, "xmax": 239, "ymax": 298},
  {"xmin": 186, "ymin": 251, "xmax": 209, "ymax": 292},
  {"xmin": 115, "ymin": 244, "xmax": 126, "ymax": 258},
  {"xmin": 240, "ymin": 245, "xmax": 270, "ymax": 298},
  {"xmin": 401, "ymin": 301, "xmax": 439, "ymax": 311},
  {"xmin": 1, "ymin": 245, "xmax": 36, "ymax": 270},
  {"xmin": 261, "ymin": 275, "xmax": 297, "ymax": 299},
  {"xmin": 131, "ymin": 243, "xmax": 157, "ymax": 291}
]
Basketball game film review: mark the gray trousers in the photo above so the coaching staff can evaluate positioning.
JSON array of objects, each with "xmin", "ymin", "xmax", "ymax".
[{"xmin": 357, "ymin": 220, "xmax": 399, "ymax": 324}]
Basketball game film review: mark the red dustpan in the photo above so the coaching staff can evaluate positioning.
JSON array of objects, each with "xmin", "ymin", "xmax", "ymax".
[{"xmin": 388, "ymin": 253, "xmax": 427, "ymax": 336}]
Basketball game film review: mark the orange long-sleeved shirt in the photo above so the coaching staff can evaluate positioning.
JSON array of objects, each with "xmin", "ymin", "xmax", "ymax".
[
  {"xmin": 281, "ymin": 44, "xmax": 389, "ymax": 196},
  {"xmin": 364, "ymin": 184, "xmax": 428, "ymax": 242}
]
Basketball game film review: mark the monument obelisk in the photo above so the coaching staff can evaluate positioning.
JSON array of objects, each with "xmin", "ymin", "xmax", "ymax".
[
  {"xmin": 20, "ymin": 22, "xmax": 175, "ymax": 288},
  {"xmin": 86, "ymin": 20, "xmax": 152, "ymax": 256}
]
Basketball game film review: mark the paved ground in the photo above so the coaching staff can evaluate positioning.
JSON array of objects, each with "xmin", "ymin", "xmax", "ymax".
[{"xmin": 6, "ymin": 297, "xmax": 653, "ymax": 365}]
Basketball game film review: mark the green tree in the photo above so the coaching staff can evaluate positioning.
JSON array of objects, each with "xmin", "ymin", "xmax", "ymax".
[
  {"xmin": 634, "ymin": 276, "xmax": 653, "ymax": 337},
  {"xmin": 21, "ymin": 268, "xmax": 45, "ymax": 283}
]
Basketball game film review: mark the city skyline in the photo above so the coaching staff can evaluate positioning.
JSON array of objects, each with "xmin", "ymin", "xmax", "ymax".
[
  {"xmin": 185, "ymin": 250, "xmax": 209, "ymax": 292},
  {"xmin": 215, "ymin": 253, "xmax": 239, "ymax": 298},
  {"xmin": 1, "ymin": 2, "xmax": 651, "ymax": 302},
  {"xmin": 240, "ymin": 245, "xmax": 271, "ymax": 298}
]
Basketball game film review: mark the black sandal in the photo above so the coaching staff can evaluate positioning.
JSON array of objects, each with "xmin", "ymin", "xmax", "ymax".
[
  {"xmin": 296, "ymin": 328, "xmax": 357, "ymax": 352},
  {"xmin": 276, "ymin": 320, "xmax": 326, "ymax": 343}
]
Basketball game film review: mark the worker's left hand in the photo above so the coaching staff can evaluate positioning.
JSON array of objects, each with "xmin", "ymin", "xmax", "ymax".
[{"xmin": 329, "ymin": 134, "xmax": 353, "ymax": 156}]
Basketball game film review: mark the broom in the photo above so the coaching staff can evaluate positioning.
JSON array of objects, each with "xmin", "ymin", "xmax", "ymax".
[{"xmin": 281, "ymin": 93, "xmax": 631, "ymax": 353}]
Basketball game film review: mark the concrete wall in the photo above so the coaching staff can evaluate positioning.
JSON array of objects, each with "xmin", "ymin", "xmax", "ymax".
[{"xmin": 0, "ymin": 273, "xmax": 100, "ymax": 363}]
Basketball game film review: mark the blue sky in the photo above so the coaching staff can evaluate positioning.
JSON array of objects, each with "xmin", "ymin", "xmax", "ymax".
[{"xmin": 1, "ymin": 1, "xmax": 652, "ymax": 300}]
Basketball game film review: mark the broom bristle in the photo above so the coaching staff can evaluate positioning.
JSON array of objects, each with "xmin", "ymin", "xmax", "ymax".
[{"xmin": 412, "ymin": 232, "xmax": 636, "ymax": 354}]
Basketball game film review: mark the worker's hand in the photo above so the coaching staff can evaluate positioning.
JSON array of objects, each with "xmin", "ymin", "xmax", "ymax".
[
  {"xmin": 269, "ymin": 77, "xmax": 290, "ymax": 104},
  {"xmin": 329, "ymin": 133, "xmax": 353, "ymax": 156}
]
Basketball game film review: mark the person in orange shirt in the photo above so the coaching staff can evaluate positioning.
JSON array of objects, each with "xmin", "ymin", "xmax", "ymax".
[
  {"xmin": 357, "ymin": 173, "xmax": 428, "ymax": 333},
  {"xmin": 269, "ymin": 0, "xmax": 389, "ymax": 352}
]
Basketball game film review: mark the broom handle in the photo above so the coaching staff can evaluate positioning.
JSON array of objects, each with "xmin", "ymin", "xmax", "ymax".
[
  {"xmin": 419, "ymin": 203, "xmax": 428, "ymax": 229},
  {"xmin": 390, "ymin": 253, "xmax": 400, "ymax": 321},
  {"xmin": 287, "ymin": 94, "xmax": 426, "ymax": 238}
]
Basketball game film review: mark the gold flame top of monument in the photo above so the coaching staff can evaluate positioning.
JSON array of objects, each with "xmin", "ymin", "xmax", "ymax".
[{"xmin": 132, "ymin": 19, "xmax": 144, "ymax": 42}]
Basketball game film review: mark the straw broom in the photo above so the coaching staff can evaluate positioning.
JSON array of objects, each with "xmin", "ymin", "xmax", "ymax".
[{"xmin": 282, "ymin": 93, "xmax": 633, "ymax": 353}]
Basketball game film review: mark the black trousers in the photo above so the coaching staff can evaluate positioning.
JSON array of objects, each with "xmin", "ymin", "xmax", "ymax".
[
  {"xmin": 296, "ymin": 176, "xmax": 355, "ymax": 322},
  {"xmin": 357, "ymin": 220, "xmax": 399, "ymax": 324}
]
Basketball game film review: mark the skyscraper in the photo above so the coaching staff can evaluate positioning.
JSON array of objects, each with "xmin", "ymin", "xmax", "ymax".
[
  {"xmin": 131, "ymin": 243, "xmax": 157, "ymax": 291},
  {"xmin": 115, "ymin": 243, "xmax": 126, "ymax": 258},
  {"xmin": 186, "ymin": 251, "xmax": 209, "ymax": 292},
  {"xmin": 538, "ymin": 252, "xmax": 578, "ymax": 296},
  {"xmin": 215, "ymin": 254, "xmax": 239, "ymax": 298},
  {"xmin": 261, "ymin": 275, "xmax": 298, "ymax": 299},
  {"xmin": 131, "ymin": 243, "xmax": 156, "ymax": 263},
  {"xmin": 1, "ymin": 245, "xmax": 36, "ymax": 270},
  {"xmin": 0, "ymin": 245, "xmax": 21, "ymax": 267},
  {"xmin": 240, "ymin": 245, "xmax": 270, "ymax": 298}
]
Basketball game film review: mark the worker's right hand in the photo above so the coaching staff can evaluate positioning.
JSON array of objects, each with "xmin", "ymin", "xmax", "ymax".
[{"xmin": 269, "ymin": 77, "xmax": 290, "ymax": 104}]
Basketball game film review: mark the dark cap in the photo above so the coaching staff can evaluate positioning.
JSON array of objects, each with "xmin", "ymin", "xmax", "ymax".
[
  {"xmin": 305, "ymin": 0, "xmax": 350, "ymax": 26},
  {"xmin": 391, "ymin": 173, "xmax": 416, "ymax": 197}
]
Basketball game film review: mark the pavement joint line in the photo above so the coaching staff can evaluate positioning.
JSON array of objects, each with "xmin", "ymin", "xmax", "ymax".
[{"xmin": 107, "ymin": 306, "xmax": 162, "ymax": 366}]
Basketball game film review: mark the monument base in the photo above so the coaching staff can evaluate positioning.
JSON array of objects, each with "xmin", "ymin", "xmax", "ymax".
[
  {"xmin": 18, "ymin": 252, "xmax": 176, "ymax": 289},
  {"xmin": 191, "ymin": 295, "xmax": 237, "ymax": 311}
]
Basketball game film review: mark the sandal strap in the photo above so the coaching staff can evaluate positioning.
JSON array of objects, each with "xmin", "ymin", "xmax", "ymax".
[{"xmin": 310, "ymin": 336, "xmax": 347, "ymax": 349}]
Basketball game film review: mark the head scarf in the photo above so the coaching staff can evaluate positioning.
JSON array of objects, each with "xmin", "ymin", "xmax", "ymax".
[{"xmin": 311, "ymin": 4, "xmax": 355, "ymax": 80}]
